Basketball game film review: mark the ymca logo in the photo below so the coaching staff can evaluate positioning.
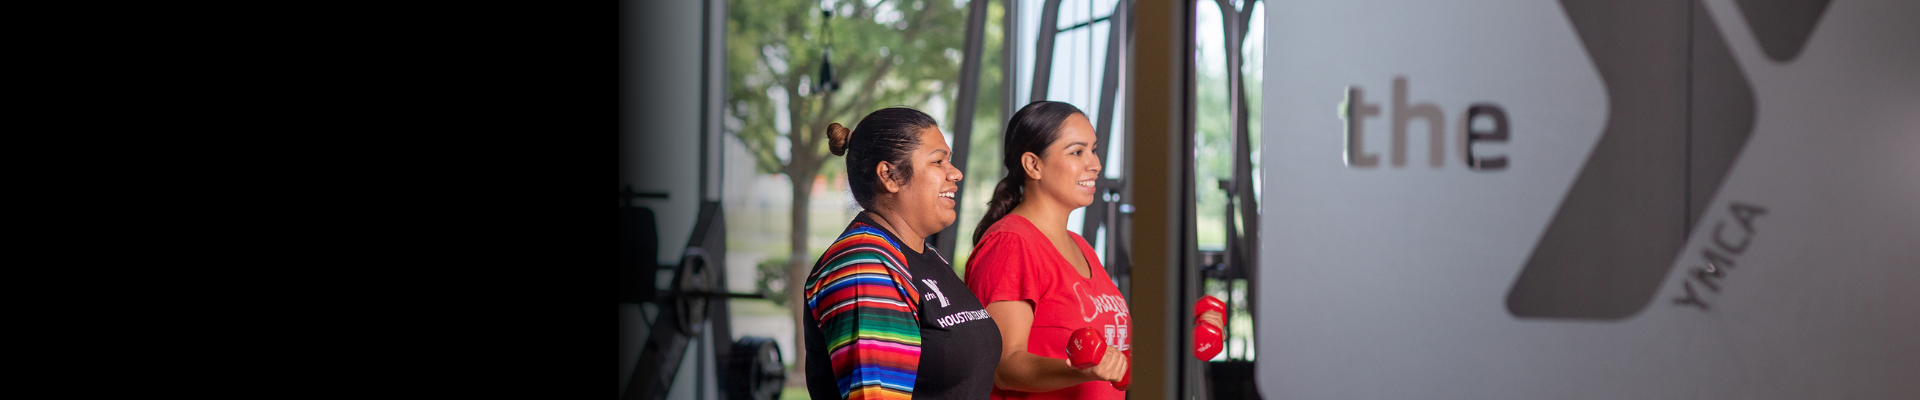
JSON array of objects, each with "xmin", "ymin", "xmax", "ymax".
[
  {"xmin": 922, "ymin": 279, "xmax": 950, "ymax": 308},
  {"xmin": 1501, "ymin": 0, "xmax": 1820, "ymax": 319}
]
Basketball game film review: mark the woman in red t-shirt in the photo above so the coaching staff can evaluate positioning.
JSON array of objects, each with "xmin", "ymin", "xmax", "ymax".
[{"xmin": 965, "ymin": 101, "xmax": 1129, "ymax": 400}]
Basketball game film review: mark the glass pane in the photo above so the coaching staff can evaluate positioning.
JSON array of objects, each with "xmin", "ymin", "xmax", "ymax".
[
  {"xmin": 1196, "ymin": 0, "xmax": 1264, "ymax": 363},
  {"xmin": 1246, "ymin": 1, "xmax": 1265, "ymax": 203},
  {"xmin": 952, "ymin": 0, "xmax": 1009, "ymax": 275},
  {"xmin": 1195, "ymin": 1, "xmax": 1229, "ymax": 249}
]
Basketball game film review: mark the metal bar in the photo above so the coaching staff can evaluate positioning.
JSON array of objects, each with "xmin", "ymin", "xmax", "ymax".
[
  {"xmin": 933, "ymin": 0, "xmax": 991, "ymax": 261},
  {"xmin": 1172, "ymin": 2, "xmax": 1204, "ymax": 398},
  {"xmin": 1228, "ymin": 0, "xmax": 1259, "ymax": 364},
  {"xmin": 1030, "ymin": 0, "xmax": 1065, "ymax": 101},
  {"xmin": 1229, "ymin": 0, "xmax": 1257, "ymax": 254},
  {"xmin": 1179, "ymin": 0, "xmax": 1203, "ymax": 397},
  {"xmin": 1213, "ymin": 0, "xmax": 1243, "ymax": 284},
  {"xmin": 690, "ymin": 202, "xmax": 733, "ymax": 396},
  {"xmin": 624, "ymin": 305, "xmax": 693, "ymax": 400},
  {"xmin": 706, "ymin": 0, "xmax": 729, "ymax": 202},
  {"xmin": 1114, "ymin": 0, "xmax": 1137, "ymax": 300},
  {"xmin": 621, "ymin": 186, "xmax": 671, "ymax": 208},
  {"xmin": 1057, "ymin": 15, "xmax": 1112, "ymax": 32},
  {"xmin": 680, "ymin": 291, "xmax": 771, "ymax": 299},
  {"xmin": 1082, "ymin": 0, "xmax": 1130, "ymax": 280},
  {"xmin": 698, "ymin": 0, "xmax": 709, "ymax": 203},
  {"xmin": 1004, "ymin": 0, "xmax": 1019, "ymax": 116}
]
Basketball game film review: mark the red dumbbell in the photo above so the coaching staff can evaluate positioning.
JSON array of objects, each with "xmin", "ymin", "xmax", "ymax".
[
  {"xmin": 1193, "ymin": 295, "xmax": 1226, "ymax": 360},
  {"xmin": 1193, "ymin": 322, "xmax": 1224, "ymax": 361},
  {"xmin": 1066, "ymin": 327, "xmax": 1130, "ymax": 391},
  {"xmin": 1195, "ymin": 295, "xmax": 1226, "ymax": 326},
  {"xmin": 1067, "ymin": 327, "xmax": 1107, "ymax": 369}
]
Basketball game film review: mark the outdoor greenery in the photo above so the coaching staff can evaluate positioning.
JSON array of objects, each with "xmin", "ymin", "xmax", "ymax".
[
  {"xmin": 1195, "ymin": 0, "xmax": 1263, "ymax": 248},
  {"xmin": 754, "ymin": 256, "xmax": 789, "ymax": 307}
]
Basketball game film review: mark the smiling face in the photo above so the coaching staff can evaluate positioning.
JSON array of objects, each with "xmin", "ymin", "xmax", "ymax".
[
  {"xmin": 877, "ymin": 126, "xmax": 964, "ymax": 237},
  {"xmin": 1021, "ymin": 113, "xmax": 1102, "ymax": 209}
]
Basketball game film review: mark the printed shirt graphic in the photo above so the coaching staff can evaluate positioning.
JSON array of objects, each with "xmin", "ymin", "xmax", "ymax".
[{"xmin": 966, "ymin": 215, "xmax": 1128, "ymax": 400}]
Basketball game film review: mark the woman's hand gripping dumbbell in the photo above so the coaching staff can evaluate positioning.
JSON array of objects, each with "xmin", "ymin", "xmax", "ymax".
[
  {"xmin": 1194, "ymin": 295, "xmax": 1226, "ymax": 360},
  {"xmin": 1066, "ymin": 327, "xmax": 1131, "ymax": 390}
]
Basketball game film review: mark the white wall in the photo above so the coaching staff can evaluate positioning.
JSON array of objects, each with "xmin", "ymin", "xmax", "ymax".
[{"xmin": 1257, "ymin": 0, "xmax": 1920, "ymax": 398}]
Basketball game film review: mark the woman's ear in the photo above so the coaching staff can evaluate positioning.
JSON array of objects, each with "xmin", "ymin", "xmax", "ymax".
[
  {"xmin": 1021, "ymin": 152, "xmax": 1043, "ymax": 181},
  {"xmin": 877, "ymin": 161, "xmax": 904, "ymax": 194}
]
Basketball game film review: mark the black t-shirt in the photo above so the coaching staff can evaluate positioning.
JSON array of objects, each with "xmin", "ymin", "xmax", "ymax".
[{"xmin": 804, "ymin": 213, "xmax": 1003, "ymax": 399}]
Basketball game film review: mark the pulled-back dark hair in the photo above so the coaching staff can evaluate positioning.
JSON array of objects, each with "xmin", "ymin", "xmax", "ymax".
[
  {"xmin": 829, "ymin": 107, "xmax": 940, "ymax": 210},
  {"xmin": 972, "ymin": 101, "xmax": 1085, "ymax": 244}
]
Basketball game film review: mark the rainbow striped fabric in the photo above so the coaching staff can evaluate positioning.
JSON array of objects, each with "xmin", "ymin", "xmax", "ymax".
[{"xmin": 805, "ymin": 223, "xmax": 924, "ymax": 400}]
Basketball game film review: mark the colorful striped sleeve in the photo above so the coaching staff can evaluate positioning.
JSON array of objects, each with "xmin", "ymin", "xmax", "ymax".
[{"xmin": 804, "ymin": 224, "xmax": 923, "ymax": 400}]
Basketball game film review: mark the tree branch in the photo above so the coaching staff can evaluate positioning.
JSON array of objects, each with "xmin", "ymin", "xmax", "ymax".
[{"xmin": 751, "ymin": 133, "xmax": 785, "ymax": 172}]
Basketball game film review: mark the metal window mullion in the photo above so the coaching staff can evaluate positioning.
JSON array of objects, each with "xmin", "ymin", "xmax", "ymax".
[
  {"xmin": 934, "ymin": 0, "xmax": 993, "ymax": 261},
  {"xmin": 1030, "ymin": 0, "xmax": 1065, "ymax": 101},
  {"xmin": 1083, "ymin": 0, "xmax": 1131, "ymax": 282}
]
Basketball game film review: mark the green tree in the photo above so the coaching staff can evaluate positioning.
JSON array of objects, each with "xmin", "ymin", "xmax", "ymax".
[{"xmin": 727, "ymin": 0, "xmax": 968, "ymax": 383}]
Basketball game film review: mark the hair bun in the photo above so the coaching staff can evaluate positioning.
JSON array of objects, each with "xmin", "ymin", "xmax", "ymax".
[{"xmin": 827, "ymin": 123, "xmax": 853, "ymax": 156}]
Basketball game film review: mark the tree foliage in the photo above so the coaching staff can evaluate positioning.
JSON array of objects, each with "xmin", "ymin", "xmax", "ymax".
[{"xmin": 727, "ymin": 0, "xmax": 969, "ymax": 181}]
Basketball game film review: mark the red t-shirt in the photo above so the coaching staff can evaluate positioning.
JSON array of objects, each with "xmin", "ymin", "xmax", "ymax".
[{"xmin": 965, "ymin": 215, "xmax": 1129, "ymax": 400}]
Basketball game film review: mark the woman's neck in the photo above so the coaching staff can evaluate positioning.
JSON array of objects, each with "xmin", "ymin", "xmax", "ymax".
[
  {"xmin": 1009, "ymin": 195, "xmax": 1073, "ymax": 237},
  {"xmin": 865, "ymin": 210, "xmax": 925, "ymax": 253}
]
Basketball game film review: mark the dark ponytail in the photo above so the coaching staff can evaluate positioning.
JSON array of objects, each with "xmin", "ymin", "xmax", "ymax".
[
  {"xmin": 831, "ymin": 107, "xmax": 940, "ymax": 210},
  {"xmin": 972, "ymin": 101, "xmax": 1085, "ymax": 244},
  {"xmin": 975, "ymin": 174, "xmax": 1025, "ymax": 242}
]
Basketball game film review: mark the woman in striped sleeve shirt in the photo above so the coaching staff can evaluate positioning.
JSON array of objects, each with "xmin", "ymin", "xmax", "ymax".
[{"xmin": 802, "ymin": 107, "xmax": 1002, "ymax": 400}]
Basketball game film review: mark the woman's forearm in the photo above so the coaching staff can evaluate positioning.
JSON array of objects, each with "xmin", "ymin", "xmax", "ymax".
[
  {"xmin": 981, "ymin": 300, "xmax": 1123, "ymax": 393},
  {"xmin": 992, "ymin": 349, "xmax": 1095, "ymax": 392}
]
